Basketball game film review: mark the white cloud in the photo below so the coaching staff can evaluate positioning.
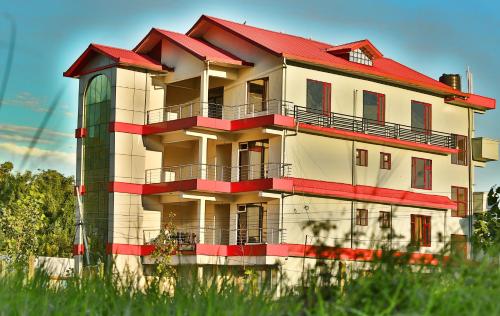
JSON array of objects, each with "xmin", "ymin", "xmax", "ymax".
[
  {"xmin": 0, "ymin": 123, "xmax": 73, "ymax": 139},
  {"xmin": 0, "ymin": 133, "xmax": 53, "ymax": 144},
  {"xmin": 0, "ymin": 92, "xmax": 49, "ymax": 113},
  {"xmin": 0, "ymin": 142, "xmax": 75, "ymax": 165}
]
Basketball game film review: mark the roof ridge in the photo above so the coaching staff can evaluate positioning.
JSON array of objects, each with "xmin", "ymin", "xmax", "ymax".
[{"xmin": 202, "ymin": 14, "xmax": 334, "ymax": 48}]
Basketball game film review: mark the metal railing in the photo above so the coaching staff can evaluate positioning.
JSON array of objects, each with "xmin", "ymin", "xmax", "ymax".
[
  {"xmin": 146, "ymin": 99, "xmax": 294, "ymax": 124},
  {"xmin": 143, "ymin": 227, "xmax": 285, "ymax": 246},
  {"xmin": 146, "ymin": 99, "xmax": 456, "ymax": 149},
  {"xmin": 293, "ymin": 105, "xmax": 457, "ymax": 149},
  {"xmin": 145, "ymin": 163, "xmax": 292, "ymax": 184}
]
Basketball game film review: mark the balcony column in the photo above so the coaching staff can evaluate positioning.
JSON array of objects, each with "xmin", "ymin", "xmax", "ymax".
[
  {"xmin": 185, "ymin": 130, "xmax": 217, "ymax": 180},
  {"xmin": 200, "ymin": 62, "xmax": 209, "ymax": 117},
  {"xmin": 181, "ymin": 194, "xmax": 216, "ymax": 244}
]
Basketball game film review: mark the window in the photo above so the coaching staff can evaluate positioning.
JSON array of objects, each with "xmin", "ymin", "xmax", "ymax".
[
  {"xmin": 356, "ymin": 209, "xmax": 368, "ymax": 226},
  {"xmin": 306, "ymin": 79, "xmax": 331, "ymax": 114},
  {"xmin": 356, "ymin": 149, "xmax": 368, "ymax": 167},
  {"xmin": 411, "ymin": 101, "xmax": 432, "ymax": 132},
  {"xmin": 379, "ymin": 211, "xmax": 391, "ymax": 228},
  {"xmin": 247, "ymin": 78, "xmax": 268, "ymax": 113},
  {"xmin": 380, "ymin": 152, "xmax": 391, "ymax": 170},
  {"xmin": 411, "ymin": 157, "xmax": 432, "ymax": 190},
  {"xmin": 349, "ymin": 49, "xmax": 373, "ymax": 66},
  {"xmin": 411, "ymin": 215, "xmax": 431, "ymax": 247},
  {"xmin": 83, "ymin": 74, "xmax": 111, "ymax": 263},
  {"xmin": 452, "ymin": 135, "xmax": 468, "ymax": 166},
  {"xmin": 363, "ymin": 91, "xmax": 385, "ymax": 124},
  {"xmin": 451, "ymin": 186, "xmax": 468, "ymax": 217},
  {"xmin": 450, "ymin": 234, "xmax": 468, "ymax": 258}
]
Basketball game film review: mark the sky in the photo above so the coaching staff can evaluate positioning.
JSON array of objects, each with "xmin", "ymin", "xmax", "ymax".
[{"xmin": 0, "ymin": 0, "xmax": 499, "ymax": 191}]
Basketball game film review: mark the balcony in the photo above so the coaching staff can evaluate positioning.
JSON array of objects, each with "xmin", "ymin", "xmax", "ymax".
[
  {"xmin": 143, "ymin": 227, "xmax": 285, "ymax": 246},
  {"xmin": 145, "ymin": 163, "xmax": 292, "ymax": 184},
  {"xmin": 293, "ymin": 106, "xmax": 456, "ymax": 149},
  {"xmin": 146, "ymin": 99, "xmax": 294, "ymax": 124},
  {"xmin": 145, "ymin": 100, "xmax": 457, "ymax": 150}
]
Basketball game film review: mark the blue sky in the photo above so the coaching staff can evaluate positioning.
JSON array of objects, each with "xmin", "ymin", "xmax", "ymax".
[{"xmin": 0, "ymin": 0, "xmax": 499, "ymax": 190}]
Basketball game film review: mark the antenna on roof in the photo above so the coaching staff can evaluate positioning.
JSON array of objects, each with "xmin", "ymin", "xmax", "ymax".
[
  {"xmin": 243, "ymin": 20, "xmax": 246, "ymax": 25},
  {"xmin": 466, "ymin": 66, "xmax": 474, "ymax": 94}
]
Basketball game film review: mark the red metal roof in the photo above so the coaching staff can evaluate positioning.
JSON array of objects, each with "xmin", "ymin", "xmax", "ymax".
[
  {"xmin": 64, "ymin": 43, "xmax": 166, "ymax": 78},
  {"xmin": 188, "ymin": 15, "xmax": 472, "ymax": 98},
  {"xmin": 446, "ymin": 94, "xmax": 496, "ymax": 110},
  {"xmin": 134, "ymin": 28, "xmax": 252, "ymax": 66}
]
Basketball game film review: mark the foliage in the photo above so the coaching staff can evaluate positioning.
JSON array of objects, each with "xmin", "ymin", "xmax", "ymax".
[
  {"xmin": 150, "ymin": 212, "xmax": 177, "ymax": 279},
  {"xmin": 473, "ymin": 186, "xmax": 500, "ymax": 252},
  {"xmin": 1, "ymin": 250, "xmax": 500, "ymax": 315},
  {"xmin": 0, "ymin": 161, "xmax": 75, "ymax": 265}
]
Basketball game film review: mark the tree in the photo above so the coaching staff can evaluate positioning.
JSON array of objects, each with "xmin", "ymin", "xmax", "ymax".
[
  {"xmin": 0, "ymin": 162, "xmax": 75, "ymax": 265},
  {"xmin": 473, "ymin": 186, "xmax": 500, "ymax": 252},
  {"xmin": 0, "ymin": 164, "xmax": 46, "ymax": 264}
]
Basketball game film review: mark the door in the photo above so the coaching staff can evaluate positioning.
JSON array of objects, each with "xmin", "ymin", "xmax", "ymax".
[
  {"xmin": 237, "ymin": 204, "xmax": 265, "ymax": 244},
  {"xmin": 238, "ymin": 140, "xmax": 269, "ymax": 180},
  {"xmin": 208, "ymin": 87, "xmax": 224, "ymax": 119},
  {"xmin": 247, "ymin": 78, "xmax": 268, "ymax": 114}
]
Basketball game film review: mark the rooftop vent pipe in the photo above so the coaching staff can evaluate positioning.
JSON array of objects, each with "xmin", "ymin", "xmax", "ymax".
[{"xmin": 439, "ymin": 73, "xmax": 461, "ymax": 91}]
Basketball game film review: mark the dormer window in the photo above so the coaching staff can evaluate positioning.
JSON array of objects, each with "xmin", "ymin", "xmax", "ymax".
[
  {"xmin": 349, "ymin": 48, "xmax": 373, "ymax": 66},
  {"xmin": 326, "ymin": 39, "xmax": 382, "ymax": 67}
]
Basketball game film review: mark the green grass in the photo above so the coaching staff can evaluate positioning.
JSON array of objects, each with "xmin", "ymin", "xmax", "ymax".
[{"xmin": 1, "ymin": 253, "xmax": 500, "ymax": 316}]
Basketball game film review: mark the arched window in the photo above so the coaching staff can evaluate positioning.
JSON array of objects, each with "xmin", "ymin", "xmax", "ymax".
[{"xmin": 83, "ymin": 74, "xmax": 111, "ymax": 263}]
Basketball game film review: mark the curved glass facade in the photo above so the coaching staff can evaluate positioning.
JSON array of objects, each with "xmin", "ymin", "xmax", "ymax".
[{"xmin": 83, "ymin": 74, "xmax": 111, "ymax": 264}]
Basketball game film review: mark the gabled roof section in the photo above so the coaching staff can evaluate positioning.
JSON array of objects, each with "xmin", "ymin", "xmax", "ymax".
[
  {"xmin": 187, "ymin": 15, "xmax": 470, "ymax": 98},
  {"xmin": 64, "ymin": 44, "xmax": 168, "ymax": 78},
  {"xmin": 326, "ymin": 39, "xmax": 383, "ymax": 59},
  {"xmin": 134, "ymin": 28, "xmax": 252, "ymax": 67}
]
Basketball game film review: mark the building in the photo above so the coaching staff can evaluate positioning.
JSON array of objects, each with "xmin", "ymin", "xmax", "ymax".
[{"xmin": 65, "ymin": 15, "xmax": 497, "ymax": 282}]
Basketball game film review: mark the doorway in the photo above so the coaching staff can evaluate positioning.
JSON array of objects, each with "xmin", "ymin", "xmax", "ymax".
[
  {"xmin": 238, "ymin": 140, "xmax": 269, "ymax": 181},
  {"xmin": 208, "ymin": 87, "xmax": 224, "ymax": 119},
  {"xmin": 237, "ymin": 203, "xmax": 266, "ymax": 244}
]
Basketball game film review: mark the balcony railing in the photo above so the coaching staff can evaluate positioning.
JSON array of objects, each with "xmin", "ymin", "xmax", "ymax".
[
  {"xmin": 293, "ymin": 105, "xmax": 457, "ymax": 149},
  {"xmin": 146, "ymin": 99, "xmax": 294, "ymax": 124},
  {"xmin": 143, "ymin": 227, "xmax": 285, "ymax": 246},
  {"xmin": 145, "ymin": 163, "xmax": 292, "ymax": 184},
  {"xmin": 146, "ymin": 99, "xmax": 457, "ymax": 149}
]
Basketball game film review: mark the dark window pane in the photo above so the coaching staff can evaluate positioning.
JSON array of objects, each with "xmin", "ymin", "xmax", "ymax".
[
  {"xmin": 307, "ymin": 80, "xmax": 324, "ymax": 113},
  {"xmin": 363, "ymin": 91, "xmax": 378, "ymax": 121}
]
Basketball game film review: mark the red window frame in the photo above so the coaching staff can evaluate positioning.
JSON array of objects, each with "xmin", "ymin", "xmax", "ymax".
[
  {"xmin": 356, "ymin": 209, "xmax": 368, "ymax": 226},
  {"xmin": 451, "ymin": 186, "xmax": 468, "ymax": 217},
  {"xmin": 411, "ymin": 100, "xmax": 432, "ymax": 133},
  {"xmin": 451, "ymin": 135, "xmax": 468, "ymax": 166},
  {"xmin": 356, "ymin": 149, "xmax": 368, "ymax": 167},
  {"xmin": 363, "ymin": 90, "xmax": 385, "ymax": 124},
  {"xmin": 307, "ymin": 79, "xmax": 331, "ymax": 115},
  {"xmin": 379, "ymin": 211, "xmax": 391, "ymax": 228},
  {"xmin": 411, "ymin": 214, "xmax": 431, "ymax": 247},
  {"xmin": 411, "ymin": 157, "xmax": 432, "ymax": 190},
  {"xmin": 380, "ymin": 152, "xmax": 391, "ymax": 170}
]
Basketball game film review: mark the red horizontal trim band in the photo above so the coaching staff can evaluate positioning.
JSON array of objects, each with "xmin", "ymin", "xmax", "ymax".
[
  {"xmin": 75, "ymin": 127, "xmax": 87, "ymax": 139},
  {"xmin": 107, "ymin": 242, "xmax": 446, "ymax": 265},
  {"xmin": 109, "ymin": 177, "xmax": 456, "ymax": 210},
  {"xmin": 73, "ymin": 244, "xmax": 85, "ymax": 256},
  {"xmin": 110, "ymin": 114, "xmax": 455, "ymax": 155},
  {"xmin": 74, "ymin": 185, "xmax": 85, "ymax": 196}
]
